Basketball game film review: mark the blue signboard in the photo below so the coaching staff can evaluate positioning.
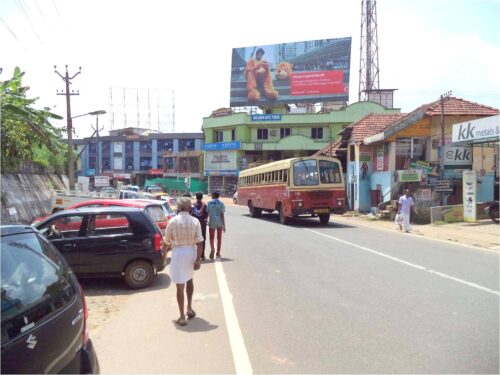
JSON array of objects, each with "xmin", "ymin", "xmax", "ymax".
[
  {"xmin": 251, "ymin": 114, "xmax": 282, "ymax": 121},
  {"xmin": 204, "ymin": 141, "xmax": 241, "ymax": 151}
]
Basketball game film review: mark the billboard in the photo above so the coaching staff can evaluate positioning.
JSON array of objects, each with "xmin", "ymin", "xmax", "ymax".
[{"xmin": 230, "ymin": 37, "xmax": 351, "ymax": 107}]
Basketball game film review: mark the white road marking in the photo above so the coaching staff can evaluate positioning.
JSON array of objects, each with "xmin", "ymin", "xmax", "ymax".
[
  {"xmin": 214, "ymin": 259, "xmax": 253, "ymax": 374},
  {"xmin": 306, "ymin": 229, "xmax": 500, "ymax": 297}
]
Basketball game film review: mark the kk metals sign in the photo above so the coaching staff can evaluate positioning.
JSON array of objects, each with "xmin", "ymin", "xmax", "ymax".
[{"xmin": 452, "ymin": 115, "xmax": 499, "ymax": 145}]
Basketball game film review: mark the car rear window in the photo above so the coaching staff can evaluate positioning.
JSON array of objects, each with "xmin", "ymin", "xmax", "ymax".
[
  {"xmin": 1, "ymin": 232, "xmax": 76, "ymax": 344},
  {"xmin": 146, "ymin": 206, "xmax": 167, "ymax": 222}
]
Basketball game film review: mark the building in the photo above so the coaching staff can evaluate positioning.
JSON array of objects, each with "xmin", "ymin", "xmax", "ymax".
[
  {"xmin": 317, "ymin": 97, "xmax": 499, "ymax": 218},
  {"xmin": 75, "ymin": 127, "xmax": 204, "ymax": 188},
  {"xmin": 201, "ymin": 102, "xmax": 400, "ymax": 195}
]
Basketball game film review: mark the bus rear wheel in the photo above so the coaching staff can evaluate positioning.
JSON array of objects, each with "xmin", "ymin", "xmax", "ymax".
[
  {"xmin": 279, "ymin": 205, "xmax": 289, "ymax": 225},
  {"xmin": 249, "ymin": 202, "xmax": 262, "ymax": 218},
  {"xmin": 319, "ymin": 213, "xmax": 330, "ymax": 225}
]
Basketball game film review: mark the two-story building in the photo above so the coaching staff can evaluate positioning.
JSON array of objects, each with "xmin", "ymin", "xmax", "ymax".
[
  {"xmin": 201, "ymin": 102, "xmax": 401, "ymax": 195},
  {"xmin": 317, "ymin": 97, "xmax": 499, "ymax": 217}
]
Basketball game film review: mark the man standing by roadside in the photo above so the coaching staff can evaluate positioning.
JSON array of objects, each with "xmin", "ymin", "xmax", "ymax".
[
  {"xmin": 164, "ymin": 197, "xmax": 204, "ymax": 326},
  {"xmin": 206, "ymin": 191, "xmax": 225, "ymax": 260},
  {"xmin": 398, "ymin": 189, "xmax": 415, "ymax": 233},
  {"xmin": 191, "ymin": 192, "xmax": 208, "ymax": 260}
]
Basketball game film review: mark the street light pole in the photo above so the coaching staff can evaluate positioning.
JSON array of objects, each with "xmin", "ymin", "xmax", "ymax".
[{"xmin": 89, "ymin": 110, "xmax": 106, "ymax": 177}]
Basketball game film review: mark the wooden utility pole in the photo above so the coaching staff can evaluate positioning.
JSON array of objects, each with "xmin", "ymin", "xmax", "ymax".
[{"xmin": 55, "ymin": 65, "xmax": 81, "ymax": 190}]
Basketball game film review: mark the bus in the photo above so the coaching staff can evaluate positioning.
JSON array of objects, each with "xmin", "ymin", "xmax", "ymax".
[{"xmin": 236, "ymin": 156, "xmax": 345, "ymax": 225}]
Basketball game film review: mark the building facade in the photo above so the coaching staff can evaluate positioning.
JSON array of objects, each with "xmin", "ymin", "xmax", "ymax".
[
  {"xmin": 201, "ymin": 102, "xmax": 400, "ymax": 195},
  {"xmin": 75, "ymin": 127, "xmax": 204, "ymax": 187}
]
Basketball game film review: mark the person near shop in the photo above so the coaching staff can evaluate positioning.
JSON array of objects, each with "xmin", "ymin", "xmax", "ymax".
[
  {"xmin": 191, "ymin": 192, "xmax": 208, "ymax": 260},
  {"xmin": 398, "ymin": 189, "xmax": 415, "ymax": 233},
  {"xmin": 164, "ymin": 197, "xmax": 204, "ymax": 326},
  {"xmin": 206, "ymin": 191, "xmax": 226, "ymax": 260}
]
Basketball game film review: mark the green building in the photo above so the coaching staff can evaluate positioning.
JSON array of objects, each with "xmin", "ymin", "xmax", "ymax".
[{"xmin": 201, "ymin": 102, "xmax": 400, "ymax": 195}]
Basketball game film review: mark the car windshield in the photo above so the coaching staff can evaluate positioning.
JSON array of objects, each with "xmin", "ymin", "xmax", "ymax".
[{"xmin": 293, "ymin": 159, "xmax": 319, "ymax": 186}]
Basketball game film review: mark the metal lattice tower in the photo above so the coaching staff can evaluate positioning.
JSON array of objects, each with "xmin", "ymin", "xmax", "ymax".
[{"xmin": 358, "ymin": 0, "xmax": 380, "ymax": 101}]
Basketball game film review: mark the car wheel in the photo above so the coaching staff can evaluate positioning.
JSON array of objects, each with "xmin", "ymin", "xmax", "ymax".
[{"xmin": 124, "ymin": 260, "xmax": 154, "ymax": 289}]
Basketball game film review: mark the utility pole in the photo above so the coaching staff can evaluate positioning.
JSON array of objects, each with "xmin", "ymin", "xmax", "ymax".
[
  {"xmin": 55, "ymin": 65, "xmax": 81, "ymax": 190},
  {"xmin": 439, "ymin": 90, "xmax": 452, "ymax": 205}
]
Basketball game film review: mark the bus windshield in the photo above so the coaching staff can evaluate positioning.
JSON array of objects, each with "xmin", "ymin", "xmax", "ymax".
[
  {"xmin": 319, "ymin": 160, "xmax": 342, "ymax": 184},
  {"xmin": 293, "ymin": 160, "xmax": 319, "ymax": 186}
]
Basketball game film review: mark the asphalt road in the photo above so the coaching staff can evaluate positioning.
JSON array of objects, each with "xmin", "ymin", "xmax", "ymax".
[{"xmin": 92, "ymin": 204, "xmax": 499, "ymax": 374}]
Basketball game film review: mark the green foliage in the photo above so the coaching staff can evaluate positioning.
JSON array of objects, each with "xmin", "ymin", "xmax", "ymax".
[{"xmin": 1, "ymin": 67, "xmax": 65, "ymax": 171}]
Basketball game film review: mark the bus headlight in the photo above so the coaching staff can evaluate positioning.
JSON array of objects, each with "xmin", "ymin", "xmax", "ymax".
[
  {"xmin": 337, "ymin": 199, "xmax": 344, "ymax": 206},
  {"xmin": 297, "ymin": 201, "xmax": 303, "ymax": 207}
]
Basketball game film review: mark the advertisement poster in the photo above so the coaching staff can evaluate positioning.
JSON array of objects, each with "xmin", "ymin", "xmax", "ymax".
[
  {"xmin": 395, "ymin": 169, "xmax": 424, "ymax": 182},
  {"xmin": 230, "ymin": 37, "xmax": 351, "ymax": 107},
  {"xmin": 463, "ymin": 170, "xmax": 476, "ymax": 222}
]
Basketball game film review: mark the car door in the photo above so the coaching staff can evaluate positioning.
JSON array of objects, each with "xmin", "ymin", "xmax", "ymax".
[
  {"xmin": 75, "ymin": 213, "xmax": 136, "ymax": 276},
  {"xmin": 36, "ymin": 214, "xmax": 86, "ymax": 273}
]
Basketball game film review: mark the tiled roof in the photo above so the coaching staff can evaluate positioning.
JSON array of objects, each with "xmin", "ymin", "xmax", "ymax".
[
  {"xmin": 421, "ymin": 97, "xmax": 499, "ymax": 116},
  {"xmin": 347, "ymin": 113, "xmax": 407, "ymax": 143}
]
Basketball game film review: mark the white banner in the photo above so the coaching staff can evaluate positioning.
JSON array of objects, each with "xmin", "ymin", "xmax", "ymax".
[
  {"xmin": 114, "ymin": 142, "xmax": 123, "ymax": 153},
  {"xmin": 114, "ymin": 157, "xmax": 123, "ymax": 170},
  {"xmin": 94, "ymin": 176, "xmax": 110, "ymax": 187},
  {"xmin": 204, "ymin": 150, "xmax": 237, "ymax": 171},
  {"xmin": 463, "ymin": 170, "xmax": 476, "ymax": 223}
]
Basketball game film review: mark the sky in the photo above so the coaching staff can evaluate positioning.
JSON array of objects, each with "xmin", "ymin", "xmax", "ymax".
[{"xmin": 1, "ymin": 0, "xmax": 499, "ymax": 139}]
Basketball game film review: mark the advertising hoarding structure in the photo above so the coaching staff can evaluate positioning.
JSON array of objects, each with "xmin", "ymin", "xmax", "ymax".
[{"xmin": 230, "ymin": 37, "xmax": 352, "ymax": 107}]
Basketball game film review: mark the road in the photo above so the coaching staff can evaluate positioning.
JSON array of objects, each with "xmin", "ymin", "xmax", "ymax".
[{"xmin": 91, "ymin": 204, "xmax": 499, "ymax": 373}]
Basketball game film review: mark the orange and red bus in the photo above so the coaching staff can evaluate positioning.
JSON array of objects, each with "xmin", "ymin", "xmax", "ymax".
[{"xmin": 236, "ymin": 156, "xmax": 345, "ymax": 225}]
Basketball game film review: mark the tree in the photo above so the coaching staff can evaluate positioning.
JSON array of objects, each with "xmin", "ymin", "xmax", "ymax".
[{"xmin": 1, "ymin": 67, "xmax": 65, "ymax": 171}]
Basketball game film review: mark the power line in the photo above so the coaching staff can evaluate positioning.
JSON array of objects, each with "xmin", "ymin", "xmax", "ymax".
[
  {"xmin": 15, "ymin": 0, "xmax": 44, "ymax": 46},
  {"xmin": 0, "ymin": 17, "xmax": 29, "ymax": 53}
]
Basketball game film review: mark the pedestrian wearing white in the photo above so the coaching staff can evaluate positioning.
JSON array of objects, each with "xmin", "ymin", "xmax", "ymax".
[
  {"xmin": 164, "ymin": 197, "xmax": 204, "ymax": 326},
  {"xmin": 398, "ymin": 189, "xmax": 415, "ymax": 233}
]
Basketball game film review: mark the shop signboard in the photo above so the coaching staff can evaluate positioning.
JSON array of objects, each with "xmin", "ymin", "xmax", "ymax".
[
  {"xmin": 205, "ymin": 150, "xmax": 238, "ymax": 171},
  {"xmin": 434, "ymin": 178, "xmax": 453, "ymax": 192},
  {"xmin": 452, "ymin": 115, "xmax": 500, "ymax": 145},
  {"xmin": 444, "ymin": 146, "xmax": 472, "ymax": 169},
  {"xmin": 94, "ymin": 176, "xmax": 110, "ymax": 187},
  {"xmin": 230, "ymin": 37, "xmax": 352, "ymax": 107},
  {"xmin": 463, "ymin": 170, "xmax": 476, "ymax": 222},
  {"xmin": 395, "ymin": 169, "xmax": 423, "ymax": 182}
]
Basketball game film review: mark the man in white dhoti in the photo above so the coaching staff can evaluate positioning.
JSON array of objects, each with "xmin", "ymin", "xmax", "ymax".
[{"xmin": 164, "ymin": 197, "xmax": 204, "ymax": 326}]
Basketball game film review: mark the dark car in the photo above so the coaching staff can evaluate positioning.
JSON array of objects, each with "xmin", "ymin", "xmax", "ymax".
[
  {"xmin": 1, "ymin": 225, "xmax": 99, "ymax": 374},
  {"xmin": 32, "ymin": 207, "xmax": 168, "ymax": 289}
]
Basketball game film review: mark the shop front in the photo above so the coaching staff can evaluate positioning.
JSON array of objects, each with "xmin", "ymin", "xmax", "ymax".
[{"xmin": 204, "ymin": 141, "xmax": 240, "ymax": 196}]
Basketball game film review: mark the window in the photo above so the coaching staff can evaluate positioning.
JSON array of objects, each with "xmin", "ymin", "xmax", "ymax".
[
  {"xmin": 396, "ymin": 137, "xmax": 427, "ymax": 169},
  {"xmin": 311, "ymin": 128, "xmax": 323, "ymax": 139},
  {"xmin": 1, "ymin": 232, "xmax": 76, "ymax": 342},
  {"xmin": 257, "ymin": 128, "xmax": 268, "ymax": 140},
  {"xmin": 231, "ymin": 129, "xmax": 236, "ymax": 141},
  {"xmin": 140, "ymin": 157, "xmax": 152, "ymax": 171},
  {"xmin": 89, "ymin": 214, "xmax": 132, "ymax": 236},
  {"xmin": 179, "ymin": 139, "xmax": 195, "ymax": 151},
  {"xmin": 125, "ymin": 156, "xmax": 134, "ymax": 170},
  {"xmin": 140, "ymin": 141, "xmax": 152, "ymax": 152},
  {"xmin": 293, "ymin": 159, "xmax": 319, "ymax": 186},
  {"xmin": 38, "ymin": 215, "xmax": 84, "ymax": 240},
  {"xmin": 319, "ymin": 160, "xmax": 342, "ymax": 183},
  {"xmin": 215, "ymin": 131, "xmax": 223, "ymax": 142},
  {"xmin": 158, "ymin": 139, "xmax": 173, "ymax": 152},
  {"xmin": 280, "ymin": 128, "xmax": 291, "ymax": 138}
]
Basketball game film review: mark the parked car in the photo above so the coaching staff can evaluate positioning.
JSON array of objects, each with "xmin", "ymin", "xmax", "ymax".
[
  {"xmin": 32, "ymin": 207, "xmax": 168, "ymax": 289},
  {"xmin": 1, "ymin": 225, "xmax": 100, "ymax": 374},
  {"xmin": 33, "ymin": 198, "xmax": 175, "ymax": 231}
]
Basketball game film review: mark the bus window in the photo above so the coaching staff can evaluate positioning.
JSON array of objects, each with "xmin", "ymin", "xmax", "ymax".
[
  {"xmin": 293, "ymin": 160, "xmax": 319, "ymax": 186},
  {"xmin": 319, "ymin": 160, "xmax": 342, "ymax": 183}
]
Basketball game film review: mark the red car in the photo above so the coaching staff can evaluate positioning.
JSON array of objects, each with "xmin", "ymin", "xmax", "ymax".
[{"xmin": 33, "ymin": 199, "xmax": 176, "ymax": 231}]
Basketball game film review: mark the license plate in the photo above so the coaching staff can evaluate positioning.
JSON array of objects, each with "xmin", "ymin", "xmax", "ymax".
[{"xmin": 314, "ymin": 208, "xmax": 329, "ymax": 214}]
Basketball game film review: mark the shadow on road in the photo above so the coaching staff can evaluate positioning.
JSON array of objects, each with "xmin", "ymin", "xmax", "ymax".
[
  {"xmin": 172, "ymin": 316, "xmax": 219, "ymax": 332},
  {"xmin": 80, "ymin": 272, "xmax": 171, "ymax": 296},
  {"xmin": 242, "ymin": 213, "xmax": 358, "ymax": 229}
]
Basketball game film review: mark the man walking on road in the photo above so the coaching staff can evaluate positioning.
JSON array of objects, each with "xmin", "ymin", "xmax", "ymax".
[
  {"xmin": 207, "ymin": 191, "xmax": 226, "ymax": 260},
  {"xmin": 398, "ymin": 189, "xmax": 415, "ymax": 233},
  {"xmin": 191, "ymin": 192, "xmax": 208, "ymax": 260},
  {"xmin": 164, "ymin": 197, "xmax": 204, "ymax": 326}
]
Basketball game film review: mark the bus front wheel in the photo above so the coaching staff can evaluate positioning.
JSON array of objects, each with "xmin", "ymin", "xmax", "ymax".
[{"xmin": 319, "ymin": 213, "xmax": 330, "ymax": 225}]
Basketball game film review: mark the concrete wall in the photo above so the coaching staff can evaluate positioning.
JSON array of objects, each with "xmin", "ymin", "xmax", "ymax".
[{"xmin": 1, "ymin": 174, "xmax": 68, "ymax": 225}]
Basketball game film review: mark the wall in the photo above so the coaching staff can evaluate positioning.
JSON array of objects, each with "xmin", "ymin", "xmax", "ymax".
[{"xmin": 1, "ymin": 174, "xmax": 68, "ymax": 225}]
